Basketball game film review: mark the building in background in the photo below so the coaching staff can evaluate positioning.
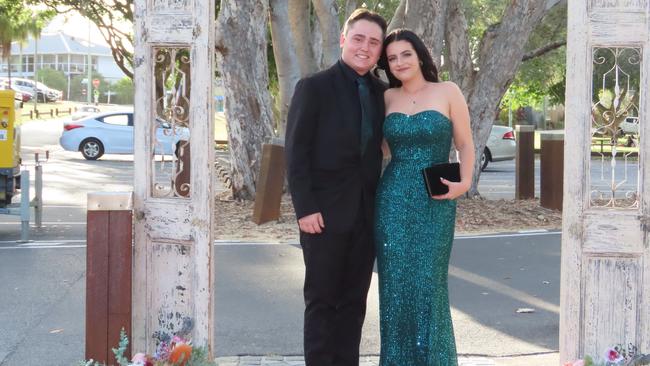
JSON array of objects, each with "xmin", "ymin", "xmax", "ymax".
[{"xmin": 0, "ymin": 31, "xmax": 127, "ymax": 98}]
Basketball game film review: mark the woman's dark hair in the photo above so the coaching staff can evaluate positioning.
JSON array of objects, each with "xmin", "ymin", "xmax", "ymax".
[{"xmin": 377, "ymin": 28, "xmax": 439, "ymax": 87}]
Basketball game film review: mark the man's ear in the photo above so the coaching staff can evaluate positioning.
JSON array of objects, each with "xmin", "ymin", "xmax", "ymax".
[{"xmin": 339, "ymin": 32, "xmax": 345, "ymax": 48}]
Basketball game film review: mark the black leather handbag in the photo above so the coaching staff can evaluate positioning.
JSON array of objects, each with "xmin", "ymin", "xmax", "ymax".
[{"xmin": 421, "ymin": 162, "xmax": 461, "ymax": 197}]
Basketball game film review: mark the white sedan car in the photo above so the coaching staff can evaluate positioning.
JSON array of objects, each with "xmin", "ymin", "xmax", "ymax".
[
  {"xmin": 481, "ymin": 125, "xmax": 517, "ymax": 171},
  {"xmin": 59, "ymin": 111, "xmax": 188, "ymax": 160}
]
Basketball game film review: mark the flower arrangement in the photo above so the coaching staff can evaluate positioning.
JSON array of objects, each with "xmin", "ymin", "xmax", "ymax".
[
  {"xmin": 564, "ymin": 345, "xmax": 650, "ymax": 366},
  {"xmin": 80, "ymin": 327, "xmax": 215, "ymax": 366}
]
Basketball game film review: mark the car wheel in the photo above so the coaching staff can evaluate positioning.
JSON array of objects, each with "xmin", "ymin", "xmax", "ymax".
[
  {"xmin": 80, "ymin": 138, "xmax": 104, "ymax": 160},
  {"xmin": 481, "ymin": 147, "xmax": 490, "ymax": 171}
]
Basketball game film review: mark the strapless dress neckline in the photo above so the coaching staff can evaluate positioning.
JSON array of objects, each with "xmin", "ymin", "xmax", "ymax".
[{"xmin": 385, "ymin": 109, "xmax": 451, "ymax": 122}]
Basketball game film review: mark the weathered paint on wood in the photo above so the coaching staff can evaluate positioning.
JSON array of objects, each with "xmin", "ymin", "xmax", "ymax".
[
  {"xmin": 133, "ymin": 0, "xmax": 215, "ymax": 356},
  {"xmin": 562, "ymin": 1, "xmax": 650, "ymax": 363},
  {"xmin": 86, "ymin": 209, "xmax": 132, "ymax": 365}
]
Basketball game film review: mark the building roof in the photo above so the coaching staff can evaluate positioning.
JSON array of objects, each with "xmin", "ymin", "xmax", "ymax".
[{"xmin": 10, "ymin": 32, "xmax": 112, "ymax": 57}]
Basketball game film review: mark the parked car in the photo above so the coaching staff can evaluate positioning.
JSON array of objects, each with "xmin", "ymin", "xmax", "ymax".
[
  {"xmin": 618, "ymin": 116, "xmax": 639, "ymax": 136},
  {"xmin": 0, "ymin": 80, "xmax": 32, "ymax": 102},
  {"xmin": 481, "ymin": 125, "xmax": 517, "ymax": 171},
  {"xmin": 71, "ymin": 105, "xmax": 102, "ymax": 121},
  {"xmin": 0, "ymin": 77, "xmax": 61, "ymax": 102},
  {"xmin": 59, "ymin": 111, "xmax": 189, "ymax": 160}
]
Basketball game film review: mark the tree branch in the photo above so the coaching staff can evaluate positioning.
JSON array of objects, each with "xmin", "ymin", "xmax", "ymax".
[
  {"xmin": 387, "ymin": 0, "xmax": 406, "ymax": 32},
  {"xmin": 522, "ymin": 40, "xmax": 566, "ymax": 62}
]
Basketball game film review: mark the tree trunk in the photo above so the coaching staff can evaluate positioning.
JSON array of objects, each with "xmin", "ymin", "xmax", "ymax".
[
  {"xmin": 451, "ymin": 0, "xmax": 551, "ymax": 197},
  {"xmin": 445, "ymin": 0, "xmax": 475, "ymax": 98},
  {"xmin": 344, "ymin": 0, "xmax": 358, "ymax": 19},
  {"xmin": 216, "ymin": 0, "xmax": 275, "ymax": 200},
  {"xmin": 402, "ymin": 0, "xmax": 448, "ymax": 65},
  {"xmin": 387, "ymin": 0, "xmax": 407, "ymax": 32},
  {"xmin": 270, "ymin": 0, "xmax": 301, "ymax": 136},
  {"xmin": 288, "ymin": 0, "xmax": 316, "ymax": 76},
  {"xmin": 311, "ymin": 15, "xmax": 324, "ymax": 70},
  {"xmin": 312, "ymin": 0, "xmax": 340, "ymax": 68}
]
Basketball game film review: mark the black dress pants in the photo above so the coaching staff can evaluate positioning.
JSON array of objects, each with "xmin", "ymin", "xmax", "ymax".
[{"xmin": 300, "ymin": 208, "xmax": 375, "ymax": 366}]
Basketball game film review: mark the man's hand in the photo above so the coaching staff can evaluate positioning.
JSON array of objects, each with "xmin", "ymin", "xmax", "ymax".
[{"xmin": 298, "ymin": 212, "xmax": 325, "ymax": 234}]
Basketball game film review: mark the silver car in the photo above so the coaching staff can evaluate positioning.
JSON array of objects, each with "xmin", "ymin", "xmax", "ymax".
[{"xmin": 481, "ymin": 125, "xmax": 517, "ymax": 171}]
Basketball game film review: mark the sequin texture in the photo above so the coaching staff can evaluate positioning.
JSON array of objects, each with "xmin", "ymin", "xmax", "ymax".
[{"xmin": 375, "ymin": 110, "xmax": 458, "ymax": 366}]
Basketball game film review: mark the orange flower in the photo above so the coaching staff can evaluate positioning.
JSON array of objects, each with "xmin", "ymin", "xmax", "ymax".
[{"xmin": 168, "ymin": 343, "xmax": 192, "ymax": 366}]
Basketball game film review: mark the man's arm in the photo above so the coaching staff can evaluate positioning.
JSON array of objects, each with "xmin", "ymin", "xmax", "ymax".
[{"xmin": 285, "ymin": 77, "xmax": 321, "ymax": 223}]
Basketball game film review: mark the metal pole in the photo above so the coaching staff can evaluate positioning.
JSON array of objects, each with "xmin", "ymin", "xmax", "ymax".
[
  {"xmin": 87, "ymin": 10, "xmax": 92, "ymax": 105},
  {"xmin": 33, "ymin": 38, "xmax": 38, "ymax": 110},
  {"xmin": 19, "ymin": 170, "xmax": 30, "ymax": 242},
  {"xmin": 34, "ymin": 157, "xmax": 42, "ymax": 227}
]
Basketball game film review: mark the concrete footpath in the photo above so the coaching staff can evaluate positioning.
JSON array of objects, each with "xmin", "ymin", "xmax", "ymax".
[{"xmin": 213, "ymin": 353, "xmax": 560, "ymax": 365}]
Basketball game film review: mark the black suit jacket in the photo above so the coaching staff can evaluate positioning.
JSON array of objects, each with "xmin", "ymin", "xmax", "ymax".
[{"xmin": 285, "ymin": 61, "xmax": 386, "ymax": 233}]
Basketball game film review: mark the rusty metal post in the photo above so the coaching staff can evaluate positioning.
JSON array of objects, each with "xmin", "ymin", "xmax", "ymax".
[
  {"xmin": 253, "ymin": 141, "xmax": 285, "ymax": 224},
  {"xmin": 86, "ymin": 192, "xmax": 133, "ymax": 365},
  {"xmin": 540, "ymin": 131, "xmax": 564, "ymax": 210},
  {"xmin": 515, "ymin": 125, "xmax": 536, "ymax": 200}
]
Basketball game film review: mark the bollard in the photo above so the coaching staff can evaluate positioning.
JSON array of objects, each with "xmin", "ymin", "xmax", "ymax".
[
  {"xmin": 55, "ymin": 108, "xmax": 59, "ymax": 116},
  {"xmin": 86, "ymin": 192, "xmax": 133, "ymax": 365},
  {"xmin": 50, "ymin": 110, "xmax": 53, "ymax": 117},
  {"xmin": 33, "ymin": 152, "xmax": 46, "ymax": 227},
  {"xmin": 515, "ymin": 125, "xmax": 535, "ymax": 200},
  {"xmin": 540, "ymin": 131, "xmax": 564, "ymax": 210},
  {"xmin": 19, "ymin": 170, "xmax": 30, "ymax": 242},
  {"xmin": 252, "ymin": 141, "xmax": 285, "ymax": 224}
]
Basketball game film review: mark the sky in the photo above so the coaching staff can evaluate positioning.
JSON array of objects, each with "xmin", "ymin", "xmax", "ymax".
[{"xmin": 42, "ymin": 11, "xmax": 113, "ymax": 47}]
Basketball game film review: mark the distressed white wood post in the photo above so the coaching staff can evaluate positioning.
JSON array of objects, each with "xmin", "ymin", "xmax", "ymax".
[
  {"xmin": 132, "ymin": 0, "xmax": 215, "ymax": 355},
  {"xmin": 561, "ymin": 0, "xmax": 650, "ymax": 363}
]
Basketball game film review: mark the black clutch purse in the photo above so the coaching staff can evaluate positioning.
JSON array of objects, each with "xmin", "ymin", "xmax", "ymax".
[{"xmin": 421, "ymin": 162, "xmax": 461, "ymax": 197}]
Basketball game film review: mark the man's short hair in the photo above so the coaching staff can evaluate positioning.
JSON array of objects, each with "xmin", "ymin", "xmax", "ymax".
[{"xmin": 343, "ymin": 8, "xmax": 387, "ymax": 38}]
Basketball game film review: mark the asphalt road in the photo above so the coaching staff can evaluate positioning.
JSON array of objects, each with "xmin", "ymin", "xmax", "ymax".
[{"xmin": 0, "ymin": 232, "xmax": 562, "ymax": 365}]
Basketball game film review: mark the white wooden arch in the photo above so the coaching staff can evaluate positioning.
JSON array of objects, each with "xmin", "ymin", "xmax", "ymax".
[
  {"xmin": 132, "ymin": 0, "xmax": 215, "ymax": 355},
  {"xmin": 562, "ymin": 0, "xmax": 650, "ymax": 362}
]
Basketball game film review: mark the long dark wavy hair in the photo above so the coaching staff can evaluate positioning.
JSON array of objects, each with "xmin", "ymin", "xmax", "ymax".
[{"xmin": 377, "ymin": 28, "xmax": 439, "ymax": 88}]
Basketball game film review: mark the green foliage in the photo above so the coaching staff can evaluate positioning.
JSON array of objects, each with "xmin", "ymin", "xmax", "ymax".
[
  {"xmin": 0, "ymin": 0, "xmax": 54, "ymax": 62},
  {"xmin": 36, "ymin": 68, "xmax": 67, "ymax": 93},
  {"xmin": 70, "ymin": 71, "xmax": 108, "ymax": 102},
  {"xmin": 505, "ymin": 1, "xmax": 567, "ymax": 108},
  {"xmin": 112, "ymin": 77, "xmax": 134, "ymax": 105},
  {"xmin": 112, "ymin": 328, "xmax": 130, "ymax": 366}
]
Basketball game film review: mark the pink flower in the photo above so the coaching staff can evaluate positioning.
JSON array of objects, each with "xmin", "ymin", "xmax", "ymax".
[
  {"xmin": 131, "ymin": 353, "xmax": 147, "ymax": 365},
  {"xmin": 605, "ymin": 348, "xmax": 624, "ymax": 363}
]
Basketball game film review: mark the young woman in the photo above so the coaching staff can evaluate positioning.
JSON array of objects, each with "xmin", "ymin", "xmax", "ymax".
[{"xmin": 374, "ymin": 29, "xmax": 475, "ymax": 366}]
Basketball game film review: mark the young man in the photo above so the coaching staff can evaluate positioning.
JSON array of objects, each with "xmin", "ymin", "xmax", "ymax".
[{"xmin": 285, "ymin": 9, "xmax": 388, "ymax": 366}]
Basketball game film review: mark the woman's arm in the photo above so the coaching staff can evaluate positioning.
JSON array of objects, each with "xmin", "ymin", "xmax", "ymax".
[{"xmin": 433, "ymin": 82, "xmax": 475, "ymax": 200}]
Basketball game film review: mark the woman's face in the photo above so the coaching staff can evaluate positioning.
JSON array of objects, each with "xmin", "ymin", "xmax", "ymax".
[{"xmin": 385, "ymin": 40, "xmax": 421, "ymax": 82}]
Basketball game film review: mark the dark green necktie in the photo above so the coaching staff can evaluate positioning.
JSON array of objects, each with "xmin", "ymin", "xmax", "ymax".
[{"xmin": 356, "ymin": 77, "xmax": 373, "ymax": 155}]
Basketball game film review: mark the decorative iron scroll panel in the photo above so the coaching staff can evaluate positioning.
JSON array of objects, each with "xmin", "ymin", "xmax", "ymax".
[
  {"xmin": 590, "ymin": 46, "xmax": 641, "ymax": 209},
  {"xmin": 151, "ymin": 47, "xmax": 191, "ymax": 199}
]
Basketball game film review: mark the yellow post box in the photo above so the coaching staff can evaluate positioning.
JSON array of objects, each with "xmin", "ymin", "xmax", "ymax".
[{"xmin": 0, "ymin": 90, "xmax": 21, "ymax": 206}]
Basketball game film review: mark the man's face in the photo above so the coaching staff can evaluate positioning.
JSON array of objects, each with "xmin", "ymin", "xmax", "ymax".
[{"xmin": 340, "ymin": 19, "xmax": 383, "ymax": 75}]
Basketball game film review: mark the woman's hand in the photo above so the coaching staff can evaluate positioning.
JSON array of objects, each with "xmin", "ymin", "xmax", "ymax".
[{"xmin": 431, "ymin": 178, "xmax": 470, "ymax": 200}]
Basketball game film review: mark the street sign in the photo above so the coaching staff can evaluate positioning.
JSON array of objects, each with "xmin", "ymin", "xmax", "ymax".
[{"xmin": 92, "ymin": 79, "xmax": 100, "ymax": 88}]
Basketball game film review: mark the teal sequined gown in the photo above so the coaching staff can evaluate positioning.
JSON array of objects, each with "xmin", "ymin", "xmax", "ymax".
[{"xmin": 375, "ymin": 110, "xmax": 458, "ymax": 366}]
